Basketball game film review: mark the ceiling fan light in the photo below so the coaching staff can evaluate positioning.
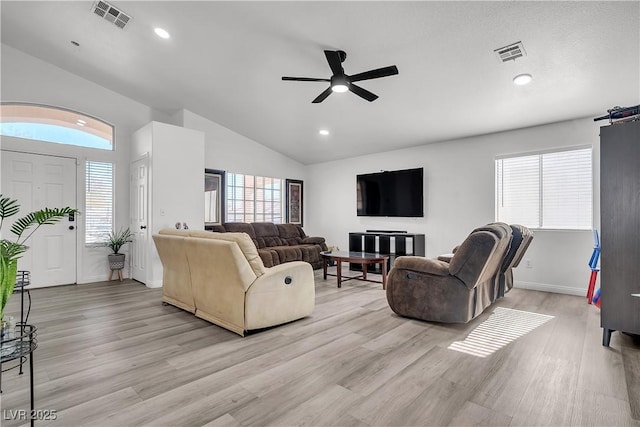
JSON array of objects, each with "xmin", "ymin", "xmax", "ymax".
[
  {"xmin": 331, "ymin": 84, "xmax": 349, "ymax": 93},
  {"xmin": 513, "ymin": 73, "xmax": 533, "ymax": 85},
  {"xmin": 154, "ymin": 27, "xmax": 170, "ymax": 39}
]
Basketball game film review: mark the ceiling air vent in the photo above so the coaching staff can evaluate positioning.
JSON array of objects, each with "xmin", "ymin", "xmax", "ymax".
[
  {"xmin": 92, "ymin": 1, "xmax": 131, "ymax": 29},
  {"xmin": 494, "ymin": 41, "xmax": 526, "ymax": 62}
]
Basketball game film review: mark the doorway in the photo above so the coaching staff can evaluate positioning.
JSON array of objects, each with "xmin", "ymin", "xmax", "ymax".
[
  {"xmin": 130, "ymin": 155, "xmax": 149, "ymax": 284},
  {"xmin": 1, "ymin": 150, "xmax": 77, "ymax": 287}
]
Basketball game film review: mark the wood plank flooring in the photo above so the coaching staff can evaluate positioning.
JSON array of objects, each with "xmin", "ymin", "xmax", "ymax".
[{"xmin": 1, "ymin": 269, "xmax": 638, "ymax": 427}]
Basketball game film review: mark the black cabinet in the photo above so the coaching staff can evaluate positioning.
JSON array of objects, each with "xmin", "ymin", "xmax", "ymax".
[
  {"xmin": 600, "ymin": 120, "xmax": 640, "ymax": 346},
  {"xmin": 349, "ymin": 232, "xmax": 425, "ymax": 273}
]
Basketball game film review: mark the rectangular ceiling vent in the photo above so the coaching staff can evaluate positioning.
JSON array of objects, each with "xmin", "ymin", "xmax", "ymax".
[
  {"xmin": 92, "ymin": 1, "xmax": 131, "ymax": 29},
  {"xmin": 494, "ymin": 41, "xmax": 526, "ymax": 63}
]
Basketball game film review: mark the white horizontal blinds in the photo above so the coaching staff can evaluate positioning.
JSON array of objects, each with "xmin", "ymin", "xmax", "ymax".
[
  {"xmin": 496, "ymin": 154, "xmax": 541, "ymax": 228},
  {"xmin": 496, "ymin": 147, "xmax": 592, "ymax": 230},
  {"xmin": 227, "ymin": 173, "xmax": 246, "ymax": 223},
  {"xmin": 85, "ymin": 161, "xmax": 113, "ymax": 244},
  {"xmin": 256, "ymin": 176, "xmax": 283, "ymax": 223},
  {"xmin": 226, "ymin": 173, "xmax": 284, "ymax": 223},
  {"xmin": 542, "ymin": 149, "xmax": 592, "ymax": 229}
]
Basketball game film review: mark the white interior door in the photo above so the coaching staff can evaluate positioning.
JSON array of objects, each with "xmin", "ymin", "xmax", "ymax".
[
  {"xmin": 130, "ymin": 156, "xmax": 149, "ymax": 283},
  {"xmin": 1, "ymin": 151, "xmax": 77, "ymax": 287}
]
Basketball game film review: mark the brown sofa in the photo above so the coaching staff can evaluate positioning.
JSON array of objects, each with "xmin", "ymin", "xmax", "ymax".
[{"xmin": 206, "ymin": 222, "xmax": 328, "ymax": 269}]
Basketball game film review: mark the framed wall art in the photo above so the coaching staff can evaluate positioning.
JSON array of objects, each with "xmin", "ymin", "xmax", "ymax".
[{"xmin": 286, "ymin": 179, "xmax": 303, "ymax": 225}]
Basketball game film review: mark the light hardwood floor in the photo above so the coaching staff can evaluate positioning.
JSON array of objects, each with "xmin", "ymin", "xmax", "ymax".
[{"xmin": 1, "ymin": 269, "xmax": 638, "ymax": 427}]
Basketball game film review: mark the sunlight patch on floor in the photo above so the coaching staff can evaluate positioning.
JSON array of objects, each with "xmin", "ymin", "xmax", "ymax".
[{"xmin": 448, "ymin": 307, "xmax": 554, "ymax": 358}]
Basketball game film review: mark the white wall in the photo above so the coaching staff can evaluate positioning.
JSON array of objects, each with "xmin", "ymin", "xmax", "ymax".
[
  {"xmin": 178, "ymin": 109, "xmax": 307, "ymax": 180},
  {"xmin": 0, "ymin": 44, "xmax": 172, "ymax": 283},
  {"xmin": 174, "ymin": 109, "xmax": 311, "ymax": 227},
  {"xmin": 132, "ymin": 121, "xmax": 205, "ymax": 287},
  {"xmin": 306, "ymin": 118, "xmax": 602, "ymax": 295}
]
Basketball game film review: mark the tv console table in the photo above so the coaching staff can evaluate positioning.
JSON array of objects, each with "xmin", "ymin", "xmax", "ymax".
[{"xmin": 349, "ymin": 231, "xmax": 425, "ymax": 273}]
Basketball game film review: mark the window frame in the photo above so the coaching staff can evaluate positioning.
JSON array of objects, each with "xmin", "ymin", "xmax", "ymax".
[
  {"xmin": 225, "ymin": 172, "xmax": 285, "ymax": 224},
  {"xmin": 85, "ymin": 160, "xmax": 114, "ymax": 246},
  {"xmin": 495, "ymin": 145, "xmax": 593, "ymax": 231},
  {"xmin": 205, "ymin": 169, "xmax": 225, "ymax": 226},
  {"xmin": 0, "ymin": 102, "xmax": 115, "ymax": 151}
]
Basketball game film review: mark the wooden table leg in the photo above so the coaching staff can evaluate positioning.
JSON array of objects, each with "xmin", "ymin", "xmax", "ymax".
[
  {"xmin": 382, "ymin": 258, "xmax": 388, "ymax": 290},
  {"xmin": 323, "ymin": 258, "xmax": 328, "ymax": 280},
  {"xmin": 363, "ymin": 263, "xmax": 367, "ymax": 280},
  {"xmin": 337, "ymin": 260, "xmax": 342, "ymax": 288},
  {"xmin": 118, "ymin": 269, "xmax": 123, "ymax": 281}
]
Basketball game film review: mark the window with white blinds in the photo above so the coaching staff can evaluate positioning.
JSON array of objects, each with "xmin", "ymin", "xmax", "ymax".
[
  {"xmin": 85, "ymin": 161, "xmax": 114, "ymax": 244},
  {"xmin": 496, "ymin": 147, "xmax": 592, "ymax": 230},
  {"xmin": 226, "ymin": 173, "xmax": 283, "ymax": 223}
]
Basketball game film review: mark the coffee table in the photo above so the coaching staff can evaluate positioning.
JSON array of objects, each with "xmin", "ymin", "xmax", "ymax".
[{"xmin": 321, "ymin": 251, "xmax": 389, "ymax": 289}]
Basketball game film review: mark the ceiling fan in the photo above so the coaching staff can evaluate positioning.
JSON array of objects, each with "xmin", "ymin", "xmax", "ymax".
[{"xmin": 282, "ymin": 50, "xmax": 399, "ymax": 103}]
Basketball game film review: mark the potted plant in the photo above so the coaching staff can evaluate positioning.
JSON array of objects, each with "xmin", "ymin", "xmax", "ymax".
[
  {"xmin": 105, "ymin": 228, "xmax": 134, "ymax": 276},
  {"xmin": 0, "ymin": 194, "xmax": 77, "ymax": 321}
]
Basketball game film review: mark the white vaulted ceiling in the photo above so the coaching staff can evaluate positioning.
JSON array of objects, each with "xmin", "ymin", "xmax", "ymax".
[{"xmin": 1, "ymin": 1, "xmax": 639, "ymax": 164}]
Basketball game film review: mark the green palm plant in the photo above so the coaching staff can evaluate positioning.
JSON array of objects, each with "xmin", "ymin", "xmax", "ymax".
[{"xmin": 1, "ymin": 194, "xmax": 77, "ymax": 319}]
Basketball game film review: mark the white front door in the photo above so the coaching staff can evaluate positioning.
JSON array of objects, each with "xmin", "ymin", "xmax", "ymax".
[
  {"xmin": 130, "ymin": 155, "xmax": 149, "ymax": 284},
  {"xmin": 1, "ymin": 151, "xmax": 77, "ymax": 287}
]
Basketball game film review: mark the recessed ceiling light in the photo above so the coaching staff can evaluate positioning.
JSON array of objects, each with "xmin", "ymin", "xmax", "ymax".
[
  {"xmin": 319, "ymin": 129, "xmax": 330, "ymax": 136},
  {"xmin": 513, "ymin": 73, "xmax": 533, "ymax": 86},
  {"xmin": 76, "ymin": 119, "xmax": 86, "ymax": 127},
  {"xmin": 154, "ymin": 28, "xmax": 170, "ymax": 39}
]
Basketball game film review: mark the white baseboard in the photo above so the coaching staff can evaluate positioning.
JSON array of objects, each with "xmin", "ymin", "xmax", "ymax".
[
  {"xmin": 145, "ymin": 280, "xmax": 162, "ymax": 289},
  {"xmin": 514, "ymin": 281, "xmax": 586, "ymax": 296}
]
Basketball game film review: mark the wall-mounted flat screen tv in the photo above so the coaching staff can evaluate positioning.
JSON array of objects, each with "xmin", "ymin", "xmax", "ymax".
[{"xmin": 356, "ymin": 167, "xmax": 424, "ymax": 217}]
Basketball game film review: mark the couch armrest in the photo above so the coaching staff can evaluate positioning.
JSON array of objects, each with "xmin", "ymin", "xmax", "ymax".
[
  {"xmin": 393, "ymin": 256, "xmax": 450, "ymax": 276},
  {"xmin": 437, "ymin": 253, "xmax": 454, "ymax": 263},
  {"xmin": 245, "ymin": 261, "xmax": 315, "ymax": 331},
  {"xmin": 249, "ymin": 261, "xmax": 314, "ymax": 293},
  {"xmin": 302, "ymin": 236, "xmax": 325, "ymax": 245},
  {"xmin": 302, "ymin": 236, "xmax": 328, "ymax": 251}
]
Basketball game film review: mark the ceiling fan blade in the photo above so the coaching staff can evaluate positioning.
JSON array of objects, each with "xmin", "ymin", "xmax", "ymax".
[
  {"xmin": 282, "ymin": 77, "xmax": 331, "ymax": 82},
  {"xmin": 312, "ymin": 87, "xmax": 333, "ymax": 103},
  {"xmin": 324, "ymin": 50, "xmax": 344, "ymax": 76},
  {"xmin": 349, "ymin": 83, "xmax": 378, "ymax": 102},
  {"xmin": 349, "ymin": 65, "xmax": 399, "ymax": 82}
]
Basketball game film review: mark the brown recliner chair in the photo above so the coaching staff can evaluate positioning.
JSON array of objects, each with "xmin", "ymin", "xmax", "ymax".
[
  {"xmin": 437, "ymin": 223, "xmax": 532, "ymax": 301},
  {"xmin": 498, "ymin": 224, "xmax": 533, "ymax": 298},
  {"xmin": 386, "ymin": 225, "xmax": 511, "ymax": 324}
]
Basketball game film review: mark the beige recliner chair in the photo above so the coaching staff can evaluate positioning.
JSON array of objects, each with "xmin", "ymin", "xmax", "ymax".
[
  {"xmin": 153, "ymin": 229, "xmax": 315, "ymax": 336},
  {"xmin": 386, "ymin": 225, "xmax": 511, "ymax": 323}
]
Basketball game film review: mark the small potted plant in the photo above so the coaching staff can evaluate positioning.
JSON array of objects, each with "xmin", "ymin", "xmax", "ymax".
[{"xmin": 105, "ymin": 228, "xmax": 134, "ymax": 279}]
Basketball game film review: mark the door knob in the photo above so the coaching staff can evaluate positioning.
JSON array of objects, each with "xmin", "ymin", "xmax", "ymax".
[
  {"xmin": 140, "ymin": 225, "xmax": 147, "ymax": 230},
  {"xmin": 69, "ymin": 225, "xmax": 75, "ymax": 230}
]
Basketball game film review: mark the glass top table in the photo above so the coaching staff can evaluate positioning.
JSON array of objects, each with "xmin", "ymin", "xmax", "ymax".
[{"xmin": 320, "ymin": 251, "xmax": 389, "ymax": 289}]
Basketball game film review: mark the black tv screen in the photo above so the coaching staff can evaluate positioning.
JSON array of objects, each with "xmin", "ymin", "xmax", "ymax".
[{"xmin": 357, "ymin": 168, "xmax": 424, "ymax": 217}]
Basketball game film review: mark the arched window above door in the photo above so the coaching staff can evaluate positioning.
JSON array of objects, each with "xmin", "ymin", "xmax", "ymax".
[{"xmin": 0, "ymin": 103, "xmax": 114, "ymax": 150}]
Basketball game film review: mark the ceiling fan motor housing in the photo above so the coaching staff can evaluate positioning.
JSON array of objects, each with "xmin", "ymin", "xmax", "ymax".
[{"xmin": 331, "ymin": 74, "xmax": 349, "ymax": 92}]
